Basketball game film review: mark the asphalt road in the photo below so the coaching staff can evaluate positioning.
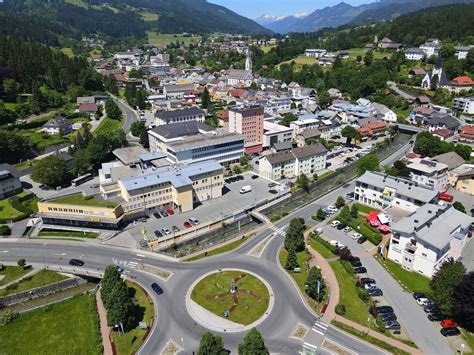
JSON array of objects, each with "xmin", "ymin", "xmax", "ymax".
[
  {"xmin": 111, "ymin": 95, "xmax": 140, "ymax": 142},
  {"xmin": 387, "ymin": 81, "xmax": 416, "ymax": 101}
]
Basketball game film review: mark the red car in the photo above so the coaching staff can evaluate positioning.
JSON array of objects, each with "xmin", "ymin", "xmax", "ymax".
[
  {"xmin": 166, "ymin": 208, "xmax": 175, "ymax": 215},
  {"xmin": 439, "ymin": 193, "xmax": 453, "ymax": 202},
  {"xmin": 441, "ymin": 319, "xmax": 458, "ymax": 329},
  {"xmin": 183, "ymin": 221, "xmax": 192, "ymax": 229}
]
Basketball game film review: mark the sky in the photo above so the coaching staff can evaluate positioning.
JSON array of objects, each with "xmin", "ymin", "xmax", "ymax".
[{"xmin": 209, "ymin": 0, "xmax": 372, "ymax": 18}]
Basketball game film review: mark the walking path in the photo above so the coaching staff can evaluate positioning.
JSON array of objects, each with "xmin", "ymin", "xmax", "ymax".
[
  {"xmin": 304, "ymin": 225, "xmax": 421, "ymax": 354},
  {"xmin": 0, "ymin": 267, "xmax": 41, "ymax": 289},
  {"xmin": 96, "ymin": 289, "xmax": 113, "ymax": 355}
]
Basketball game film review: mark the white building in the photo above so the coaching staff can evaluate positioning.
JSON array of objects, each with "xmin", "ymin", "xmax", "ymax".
[
  {"xmin": 289, "ymin": 114, "xmax": 319, "ymax": 138},
  {"xmin": 354, "ymin": 171, "xmax": 439, "ymax": 212},
  {"xmin": 371, "ymin": 102, "xmax": 397, "ymax": 123},
  {"xmin": 453, "ymin": 97, "xmax": 474, "ymax": 115},
  {"xmin": 420, "ymin": 39, "xmax": 442, "ymax": 57},
  {"xmin": 265, "ymin": 95, "xmax": 292, "ymax": 115},
  {"xmin": 225, "ymin": 69, "xmax": 253, "ymax": 87},
  {"xmin": 163, "ymin": 84, "xmax": 196, "ymax": 99},
  {"xmin": 454, "ymin": 46, "xmax": 474, "ymax": 60},
  {"xmin": 259, "ymin": 144, "xmax": 327, "ymax": 180},
  {"xmin": 405, "ymin": 48, "xmax": 425, "ymax": 61},
  {"xmin": 305, "ymin": 49, "xmax": 327, "ymax": 58},
  {"xmin": 154, "ymin": 107, "xmax": 205, "ymax": 126},
  {"xmin": 406, "ymin": 158, "xmax": 448, "ymax": 191},
  {"xmin": 387, "ymin": 204, "xmax": 472, "ymax": 278},
  {"xmin": 263, "ymin": 121, "xmax": 293, "ymax": 148}
]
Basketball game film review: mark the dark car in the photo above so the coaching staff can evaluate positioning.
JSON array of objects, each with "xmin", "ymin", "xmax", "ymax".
[
  {"xmin": 440, "ymin": 328, "xmax": 460, "ymax": 337},
  {"xmin": 413, "ymin": 292, "xmax": 426, "ymax": 300},
  {"xmin": 153, "ymin": 212, "xmax": 162, "ymax": 219},
  {"xmin": 154, "ymin": 230, "xmax": 163, "ymax": 238},
  {"xmin": 269, "ymin": 189, "xmax": 278, "ymax": 194},
  {"xmin": 384, "ymin": 321, "xmax": 401, "ymax": 330},
  {"xmin": 357, "ymin": 236, "xmax": 368, "ymax": 244},
  {"xmin": 172, "ymin": 225, "xmax": 180, "ymax": 233},
  {"xmin": 225, "ymin": 178, "xmax": 232, "ymax": 184},
  {"xmin": 268, "ymin": 182, "xmax": 277, "ymax": 188},
  {"xmin": 371, "ymin": 306, "xmax": 394, "ymax": 315},
  {"xmin": 251, "ymin": 175, "xmax": 259, "ymax": 179},
  {"xmin": 350, "ymin": 260, "xmax": 362, "ymax": 267},
  {"xmin": 69, "ymin": 259, "xmax": 84, "ymax": 267},
  {"xmin": 161, "ymin": 211, "xmax": 169, "ymax": 217},
  {"xmin": 428, "ymin": 312, "xmax": 443, "ymax": 321},
  {"xmin": 359, "ymin": 277, "xmax": 375, "ymax": 285},
  {"xmin": 151, "ymin": 282, "xmax": 164, "ymax": 295},
  {"xmin": 354, "ymin": 267, "xmax": 367, "ymax": 274},
  {"xmin": 237, "ymin": 175, "xmax": 244, "ymax": 181},
  {"xmin": 348, "ymin": 255, "xmax": 360, "ymax": 263},
  {"xmin": 336, "ymin": 223, "xmax": 347, "ymax": 230},
  {"xmin": 368, "ymin": 288, "xmax": 383, "ymax": 297},
  {"xmin": 379, "ymin": 313, "xmax": 397, "ymax": 322},
  {"xmin": 424, "ymin": 304, "xmax": 439, "ymax": 313}
]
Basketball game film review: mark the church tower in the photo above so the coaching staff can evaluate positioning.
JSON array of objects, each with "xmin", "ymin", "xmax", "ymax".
[{"xmin": 245, "ymin": 49, "xmax": 253, "ymax": 72}]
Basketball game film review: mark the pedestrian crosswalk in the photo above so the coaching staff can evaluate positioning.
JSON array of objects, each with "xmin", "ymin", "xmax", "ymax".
[
  {"xmin": 270, "ymin": 224, "xmax": 286, "ymax": 237},
  {"xmin": 312, "ymin": 319, "xmax": 329, "ymax": 336}
]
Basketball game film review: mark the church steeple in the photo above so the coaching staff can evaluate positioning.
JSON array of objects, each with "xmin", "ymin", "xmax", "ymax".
[{"xmin": 245, "ymin": 49, "xmax": 252, "ymax": 72}]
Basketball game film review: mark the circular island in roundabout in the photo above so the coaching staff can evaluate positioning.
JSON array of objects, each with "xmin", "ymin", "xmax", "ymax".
[{"xmin": 186, "ymin": 269, "xmax": 274, "ymax": 333}]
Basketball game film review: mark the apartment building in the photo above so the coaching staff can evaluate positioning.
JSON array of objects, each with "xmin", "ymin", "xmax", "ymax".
[
  {"xmin": 148, "ymin": 121, "xmax": 244, "ymax": 165},
  {"xmin": 259, "ymin": 144, "xmax": 327, "ymax": 180},
  {"xmin": 263, "ymin": 121, "xmax": 293, "ymax": 148},
  {"xmin": 228, "ymin": 105, "xmax": 264, "ymax": 154},
  {"xmin": 387, "ymin": 204, "xmax": 472, "ymax": 278},
  {"xmin": 155, "ymin": 107, "xmax": 205, "ymax": 126},
  {"xmin": 453, "ymin": 97, "xmax": 474, "ymax": 115},
  {"xmin": 354, "ymin": 171, "xmax": 439, "ymax": 212},
  {"xmin": 406, "ymin": 158, "xmax": 448, "ymax": 191},
  {"xmin": 0, "ymin": 166, "xmax": 22, "ymax": 200}
]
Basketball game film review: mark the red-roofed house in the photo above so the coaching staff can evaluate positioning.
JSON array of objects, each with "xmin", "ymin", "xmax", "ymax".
[
  {"xmin": 79, "ymin": 103, "xmax": 97, "ymax": 115},
  {"xmin": 406, "ymin": 152, "xmax": 421, "ymax": 159},
  {"xmin": 217, "ymin": 110, "xmax": 229, "ymax": 128},
  {"xmin": 459, "ymin": 125, "xmax": 474, "ymax": 142},
  {"xmin": 432, "ymin": 128, "xmax": 453, "ymax": 141},
  {"xmin": 448, "ymin": 76, "xmax": 474, "ymax": 93},
  {"xmin": 358, "ymin": 120, "xmax": 387, "ymax": 139}
]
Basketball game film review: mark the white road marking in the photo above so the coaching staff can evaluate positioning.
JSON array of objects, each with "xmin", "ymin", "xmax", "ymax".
[
  {"xmin": 52, "ymin": 253, "xmax": 67, "ymax": 256},
  {"xmin": 136, "ymin": 253, "xmax": 146, "ymax": 258},
  {"xmin": 303, "ymin": 342, "xmax": 318, "ymax": 350},
  {"xmin": 1, "ymin": 250, "xmax": 9, "ymax": 253},
  {"xmin": 313, "ymin": 321, "xmax": 328, "ymax": 330},
  {"xmin": 311, "ymin": 328, "xmax": 324, "ymax": 335},
  {"xmin": 79, "ymin": 254, "xmax": 83, "ymax": 259},
  {"xmin": 112, "ymin": 258, "xmax": 118, "ymax": 264},
  {"xmin": 128, "ymin": 261, "xmax": 138, "ymax": 265},
  {"xmin": 132, "ymin": 257, "xmax": 142, "ymax": 261}
]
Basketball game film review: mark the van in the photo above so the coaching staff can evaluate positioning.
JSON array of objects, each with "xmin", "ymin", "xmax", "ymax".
[{"xmin": 239, "ymin": 185, "xmax": 252, "ymax": 194}]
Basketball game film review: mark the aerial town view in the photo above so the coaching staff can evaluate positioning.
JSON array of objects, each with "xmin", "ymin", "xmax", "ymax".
[{"xmin": 0, "ymin": 0, "xmax": 474, "ymax": 354}]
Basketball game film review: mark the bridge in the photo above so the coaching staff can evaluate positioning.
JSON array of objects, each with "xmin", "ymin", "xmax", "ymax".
[{"xmin": 397, "ymin": 124, "xmax": 426, "ymax": 134}]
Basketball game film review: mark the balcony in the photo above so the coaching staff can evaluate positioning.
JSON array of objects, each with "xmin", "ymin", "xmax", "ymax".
[{"xmin": 404, "ymin": 243, "xmax": 417, "ymax": 254}]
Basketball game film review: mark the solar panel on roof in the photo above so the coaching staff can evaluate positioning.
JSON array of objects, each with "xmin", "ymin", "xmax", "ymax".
[{"xmin": 420, "ymin": 160, "xmax": 437, "ymax": 167}]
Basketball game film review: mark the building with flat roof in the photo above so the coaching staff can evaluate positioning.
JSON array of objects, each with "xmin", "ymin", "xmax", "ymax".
[
  {"xmin": 263, "ymin": 121, "xmax": 293, "ymax": 148},
  {"xmin": 155, "ymin": 107, "xmax": 205, "ymax": 126},
  {"xmin": 163, "ymin": 84, "xmax": 196, "ymax": 99},
  {"xmin": 406, "ymin": 158, "xmax": 448, "ymax": 191},
  {"xmin": 354, "ymin": 171, "xmax": 439, "ymax": 212},
  {"xmin": 259, "ymin": 144, "xmax": 327, "ymax": 180},
  {"xmin": 148, "ymin": 121, "xmax": 244, "ymax": 165},
  {"xmin": 0, "ymin": 165, "xmax": 22, "ymax": 200},
  {"xmin": 387, "ymin": 204, "xmax": 473, "ymax": 278},
  {"xmin": 228, "ymin": 105, "xmax": 264, "ymax": 154}
]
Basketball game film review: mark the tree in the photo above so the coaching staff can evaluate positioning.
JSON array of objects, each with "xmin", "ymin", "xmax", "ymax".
[
  {"xmin": 201, "ymin": 87, "xmax": 211, "ymax": 110},
  {"xmin": 316, "ymin": 208, "xmax": 325, "ymax": 221},
  {"xmin": 238, "ymin": 328, "xmax": 269, "ymax": 355},
  {"xmin": 3, "ymin": 79, "xmax": 21, "ymax": 101},
  {"xmin": 306, "ymin": 266, "xmax": 325, "ymax": 302},
  {"xmin": 95, "ymin": 104, "xmax": 103, "ymax": 120},
  {"xmin": 350, "ymin": 204, "xmax": 359, "ymax": 218},
  {"xmin": 285, "ymin": 246, "xmax": 299, "ymax": 270},
  {"xmin": 339, "ymin": 205, "xmax": 351, "ymax": 221},
  {"xmin": 106, "ymin": 280, "xmax": 136, "ymax": 330},
  {"xmin": 453, "ymin": 272, "xmax": 474, "ymax": 331},
  {"xmin": 17, "ymin": 259, "xmax": 26, "ymax": 268},
  {"xmin": 280, "ymin": 113, "xmax": 297, "ymax": 127},
  {"xmin": 139, "ymin": 128, "xmax": 149, "ymax": 148},
  {"xmin": 440, "ymin": 43, "xmax": 455, "ymax": 59},
  {"xmin": 101, "ymin": 265, "xmax": 122, "ymax": 309},
  {"xmin": 335, "ymin": 196, "xmax": 345, "ymax": 208},
  {"xmin": 453, "ymin": 201, "xmax": 466, "ymax": 214},
  {"xmin": 454, "ymin": 144, "xmax": 472, "ymax": 161},
  {"xmin": 296, "ymin": 173, "xmax": 309, "ymax": 192},
  {"xmin": 0, "ymin": 130, "xmax": 29, "ymax": 164},
  {"xmin": 430, "ymin": 258, "xmax": 466, "ymax": 317},
  {"xmin": 31, "ymin": 155, "xmax": 70, "ymax": 188},
  {"xmin": 341, "ymin": 125, "xmax": 358, "ymax": 146},
  {"xmin": 198, "ymin": 331, "xmax": 225, "ymax": 355},
  {"xmin": 364, "ymin": 51, "xmax": 374, "ymax": 66},
  {"xmin": 356, "ymin": 154, "xmax": 380, "ymax": 176},
  {"xmin": 388, "ymin": 125, "xmax": 399, "ymax": 138},
  {"xmin": 393, "ymin": 160, "xmax": 410, "ymax": 177},
  {"xmin": 240, "ymin": 155, "xmax": 251, "ymax": 167},
  {"xmin": 105, "ymin": 98, "xmax": 122, "ymax": 120},
  {"xmin": 131, "ymin": 121, "xmax": 145, "ymax": 137},
  {"xmin": 284, "ymin": 218, "xmax": 305, "ymax": 252}
]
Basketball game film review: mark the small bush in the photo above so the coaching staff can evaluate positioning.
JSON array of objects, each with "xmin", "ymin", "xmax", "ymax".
[
  {"xmin": 17, "ymin": 259, "xmax": 26, "ymax": 268},
  {"xmin": 357, "ymin": 287, "xmax": 370, "ymax": 303},
  {"xmin": 0, "ymin": 225, "xmax": 11, "ymax": 236},
  {"xmin": 335, "ymin": 304, "xmax": 346, "ymax": 315},
  {"xmin": 340, "ymin": 260, "xmax": 354, "ymax": 275}
]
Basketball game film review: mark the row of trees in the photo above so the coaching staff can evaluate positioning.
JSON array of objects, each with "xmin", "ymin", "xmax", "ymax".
[
  {"xmin": 414, "ymin": 132, "xmax": 472, "ymax": 160},
  {"xmin": 124, "ymin": 84, "xmax": 148, "ymax": 110},
  {"xmin": 198, "ymin": 328, "xmax": 268, "ymax": 355}
]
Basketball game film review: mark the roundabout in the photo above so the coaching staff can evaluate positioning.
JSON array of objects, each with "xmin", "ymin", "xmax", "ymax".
[{"xmin": 186, "ymin": 269, "xmax": 274, "ymax": 333}]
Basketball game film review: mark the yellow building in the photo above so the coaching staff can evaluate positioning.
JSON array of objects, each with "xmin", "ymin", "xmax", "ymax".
[{"xmin": 455, "ymin": 170, "xmax": 474, "ymax": 195}]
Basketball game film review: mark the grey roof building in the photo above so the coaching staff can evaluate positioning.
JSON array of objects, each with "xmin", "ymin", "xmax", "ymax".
[
  {"xmin": 155, "ymin": 107, "xmax": 205, "ymax": 126},
  {"xmin": 432, "ymin": 151, "xmax": 466, "ymax": 171}
]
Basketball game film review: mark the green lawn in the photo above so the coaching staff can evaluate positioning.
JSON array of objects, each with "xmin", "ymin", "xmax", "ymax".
[
  {"xmin": 0, "ymin": 294, "xmax": 102, "ymax": 355},
  {"xmin": 353, "ymin": 203, "xmax": 379, "ymax": 214},
  {"xmin": 0, "ymin": 269, "xmax": 68, "ymax": 297},
  {"xmin": 94, "ymin": 116, "xmax": 124, "ymax": 136},
  {"xmin": 4, "ymin": 102, "xmax": 18, "ymax": 110},
  {"xmin": 141, "ymin": 11, "xmax": 158, "ymax": 21},
  {"xmin": 277, "ymin": 55, "xmax": 317, "ymax": 68},
  {"xmin": 0, "ymin": 199, "xmax": 24, "ymax": 221},
  {"xmin": 0, "ymin": 266, "xmax": 31, "ymax": 286},
  {"xmin": 261, "ymin": 45, "xmax": 276, "ymax": 53},
  {"xmin": 344, "ymin": 48, "xmax": 390, "ymax": 61},
  {"xmin": 337, "ymin": 212, "xmax": 383, "ymax": 245},
  {"xmin": 28, "ymin": 131, "xmax": 68, "ymax": 150},
  {"xmin": 308, "ymin": 238, "xmax": 336, "ymax": 259},
  {"xmin": 64, "ymin": 0, "xmax": 88, "ymax": 8},
  {"xmin": 329, "ymin": 261, "xmax": 371, "ymax": 327},
  {"xmin": 461, "ymin": 329, "xmax": 474, "ymax": 355},
  {"xmin": 60, "ymin": 48, "xmax": 74, "ymax": 58},
  {"xmin": 38, "ymin": 229, "xmax": 98, "ymax": 239},
  {"xmin": 374, "ymin": 254, "xmax": 431, "ymax": 295},
  {"xmin": 50, "ymin": 194, "xmax": 118, "ymax": 208},
  {"xmin": 185, "ymin": 235, "xmax": 253, "ymax": 261},
  {"xmin": 112, "ymin": 282, "xmax": 154, "ymax": 355},
  {"xmin": 191, "ymin": 270, "xmax": 269, "ymax": 325},
  {"xmin": 147, "ymin": 31, "xmax": 201, "ymax": 48}
]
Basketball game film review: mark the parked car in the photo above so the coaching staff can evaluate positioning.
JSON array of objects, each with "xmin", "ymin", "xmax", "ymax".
[
  {"xmin": 329, "ymin": 240, "xmax": 343, "ymax": 248},
  {"xmin": 368, "ymin": 288, "xmax": 383, "ymax": 297},
  {"xmin": 371, "ymin": 306, "xmax": 394, "ymax": 315},
  {"xmin": 354, "ymin": 267, "xmax": 367, "ymax": 274},
  {"xmin": 378, "ymin": 313, "xmax": 397, "ymax": 322},
  {"xmin": 268, "ymin": 182, "xmax": 277, "ymax": 188},
  {"xmin": 345, "ymin": 192, "xmax": 355, "ymax": 200},
  {"xmin": 413, "ymin": 292, "xmax": 426, "ymax": 300},
  {"xmin": 153, "ymin": 212, "xmax": 161, "ymax": 219},
  {"xmin": 166, "ymin": 208, "xmax": 175, "ymax": 215},
  {"xmin": 161, "ymin": 228, "xmax": 171, "ymax": 235},
  {"xmin": 357, "ymin": 236, "xmax": 368, "ymax": 244},
  {"xmin": 151, "ymin": 282, "xmax": 164, "ymax": 295},
  {"xmin": 352, "ymin": 233, "xmax": 363, "ymax": 240},
  {"xmin": 189, "ymin": 217, "xmax": 200, "ymax": 225},
  {"xmin": 348, "ymin": 256, "xmax": 360, "ymax": 263},
  {"xmin": 327, "ymin": 206, "xmax": 338, "ymax": 213},
  {"xmin": 417, "ymin": 297, "xmax": 431, "ymax": 306},
  {"xmin": 439, "ymin": 193, "xmax": 454, "ymax": 202},
  {"xmin": 343, "ymin": 226, "xmax": 353, "ymax": 233},
  {"xmin": 69, "ymin": 259, "xmax": 84, "ymax": 267},
  {"xmin": 364, "ymin": 283, "xmax": 377, "ymax": 290},
  {"xmin": 336, "ymin": 223, "xmax": 347, "ymax": 230},
  {"xmin": 183, "ymin": 221, "xmax": 192, "ymax": 229},
  {"xmin": 154, "ymin": 230, "xmax": 163, "ymax": 238},
  {"xmin": 269, "ymin": 189, "xmax": 278, "ymax": 194},
  {"xmin": 236, "ymin": 175, "xmax": 244, "ymax": 181},
  {"xmin": 440, "ymin": 328, "xmax": 460, "ymax": 337},
  {"xmin": 251, "ymin": 175, "xmax": 259, "ymax": 179},
  {"xmin": 359, "ymin": 277, "xmax": 375, "ymax": 285},
  {"xmin": 331, "ymin": 220, "xmax": 341, "ymax": 228},
  {"xmin": 428, "ymin": 312, "xmax": 443, "ymax": 321},
  {"xmin": 161, "ymin": 211, "xmax": 169, "ymax": 217},
  {"xmin": 351, "ymin": 260, "xmax": 363, "ymax": 268},
  {"xmin": 424, "ymin": 304, "xmax": 439, "ymax": 313},
  {"xmin": 172, "ymin": 225, "xmax": 180, "ymax": 233},
  {"xmin": 384, "ymin": 321, "xmax": 401, "ymax": 330},
  {"xmin": 441, "ymin": 320, "xmax": 459, "ymax": 329}
]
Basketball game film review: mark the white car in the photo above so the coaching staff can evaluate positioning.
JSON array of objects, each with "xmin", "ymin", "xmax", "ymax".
[
  {"xmin": 327, "ymin": 206, "xmax": 338, "ymax": 213},
  {"xmin": 331, "ymin": 220, "xmax": 341, "ymax": 228},
  {"xmin": 352, "ymin": 233, "xmax": 362, "ymax": 240},
  {"xmin": 329, "ymin": 240, "xmax": 343, "ymax": 248},
  {"xmin": 344, "ymin": 226, "xmax": 353, "ymax": 233},
  {"xmin": 417, "ymin": 297, "xmax": 431, "ymax": 306},
  {"xmin": 364, "ymin": 283, "xmax": 377, "ymax": 290}
]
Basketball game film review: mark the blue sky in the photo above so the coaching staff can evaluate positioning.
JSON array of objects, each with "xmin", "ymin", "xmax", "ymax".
[{"xmin": 209, "ymin": 0, "xmax": 371, "ymax": 18}]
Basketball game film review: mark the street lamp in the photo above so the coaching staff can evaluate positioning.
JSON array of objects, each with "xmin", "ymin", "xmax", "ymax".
[{"xmin": 461, "ymin": 343, "xmax": 465, "ymax": 355}]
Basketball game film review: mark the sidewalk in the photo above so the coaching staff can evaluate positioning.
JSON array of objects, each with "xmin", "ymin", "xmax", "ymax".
[{"xmin": 96, "ymin": 289, "xmax": 113, "ymax": 355}]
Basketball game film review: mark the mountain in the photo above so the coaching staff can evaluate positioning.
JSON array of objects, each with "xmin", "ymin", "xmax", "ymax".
[
  {"xmin": 255, "ymin": 14, "xmax": 286, "ymax": 26},
  {"xmin": 262, "ymin": 0, "xmax": 472, "ymax": 34}
]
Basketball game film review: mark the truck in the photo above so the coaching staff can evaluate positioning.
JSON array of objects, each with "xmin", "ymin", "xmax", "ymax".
[{"xmin": 239, "ymin": 185, "xmax": 252, "ymax": 194}]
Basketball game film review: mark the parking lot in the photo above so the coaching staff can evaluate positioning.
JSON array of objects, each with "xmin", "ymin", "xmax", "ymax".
[{"xmin": 128, "ymin": 172, "xmax": 282, "ymax": 239}]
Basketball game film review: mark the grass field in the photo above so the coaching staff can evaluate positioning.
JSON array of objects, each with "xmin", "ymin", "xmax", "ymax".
[
  {"xmin": 261, "ymin": 45, "xmax": 276, "ymax": 53},
  {"xmin": 185, "ymin": 235, "xmax": 253, "ymax": 261},
  {"xmin": 28, "ymin": 131, "xmax": 68, "ymax": 151},
  {"xmin": 38, "ymin": 229, "xmax": 98, "ymax": 239},
  {"xmin": 0, "ymin": 294, "xmax": 102, "ymax": 355},
  {"xmin": 50, "ymin": 194, "xmax": 118, "ymax": 208},
  {"xmin": 345, "ymin": 48, "xmax": 391, "ymax": 60},
  {"xmin": 0, "ymin": 269, "xmax": 68, "ymax": 297},
  {"xmin": 112, "ymin": 282, "xmax": 154, "ymax": 355},
  {"xmin": 141, "ymin": 11, "xmax": 158, "ymax": 21},
  {"xmin": 0, "ymin": 266, "xmax": 31, "ymax": 286},
  {"xmin": 308, "ymin": 238, "xmax": 336, "ymax": 259},
  {"xmin": 278, "ymin": 55, "xmax": 317, "ymax": 68},
  {"xmin": 4, "ymin": 102, "xmax": 18, "ymax": 110},
  {"xmin": 65, "ymin": 0, "xmax": 88, "ymax": 8},
  {"xmin": 191, "ymin": 270, "xmax": 269, "ymax": 325},
  {"xmin": 0, "ymin": 199, "xmax": 24, "ymax": 221},
  {"xmin": 147, "ymin": 31, "xmax": 201, "ymax": 48},
  {"xmin": 60, "ymin": 48, "xmax": 74, "ymax": 58},
  {"xmin": 374, "ymin": 254, "xmax": 431, "ymax": 295},
  {"xmin": 329, "ymin": 261, "xmax": 371, "ymax": 327},
  {"xmin": 94, "ymin": 116, "xmax": 124, "ymax": 136}
]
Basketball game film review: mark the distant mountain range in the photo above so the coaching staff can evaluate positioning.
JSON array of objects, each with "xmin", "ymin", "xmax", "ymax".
[{"xmin": 261, "ymin": 0, "xmax": 473, "ymax": 33}]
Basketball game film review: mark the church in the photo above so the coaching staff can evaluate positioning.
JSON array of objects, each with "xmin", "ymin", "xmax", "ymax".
[
  {"xmin": 225, "ymin": 49, "xmax": 254, "ymax": 87},
  {"xmin": 421, "ymin": 59, "xmax": 448, "ymax": 90}
]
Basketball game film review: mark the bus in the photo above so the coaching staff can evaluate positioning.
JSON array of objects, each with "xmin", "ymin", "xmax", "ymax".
[{"xmin": 71, "ymin": 173, "xmax": 93, "ymax": 187}]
